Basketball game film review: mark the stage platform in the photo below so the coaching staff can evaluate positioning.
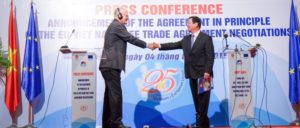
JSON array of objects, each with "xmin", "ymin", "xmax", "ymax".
[
  {"xmin": 159, "ymin": 126, "xmax": 300, "ymax": 128},
  {"xmin": 210, "ymin": 126, "xmax": 300, "ymax": 128}
]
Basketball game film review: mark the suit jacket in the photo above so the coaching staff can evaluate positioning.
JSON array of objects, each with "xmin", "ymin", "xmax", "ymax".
[
  {"xmin": 99, "ymin": 19, "xmax": 147, "ymax": 71},
  {"xmin": 160, "ymin": 32, "xmax": 214, "ymax": 79}
]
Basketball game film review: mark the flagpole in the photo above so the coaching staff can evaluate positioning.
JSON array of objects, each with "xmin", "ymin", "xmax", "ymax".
[
  {"xmin": 13, "ymin": 114, "xmax": 17, "ymax": 127},
  {"xmin": 22, "ymin": 1, "xmax": 39, "ymax": 128},
  {"xmin": 291, "ymin": 103, "xmax": 300, "ymax": 126},
  {"xmin": 6, "ymin": 114, "xmax": 17, "ymax": 128},
  {"xmin": 289, "ymin": 0, "xmax": 300, "ymax": 126},
  {"xmin": 6, "ymin": 0, "xmax": 20, "ymax": 127},
  {"xmin": 28, "ymin": 103, "xmax": 32, "ymax": 126},
  {"xmin": 28, "ymin": 0, "xmax": 33, "ymax": 126},
  {"xmin": 23, "ymin": 103, "xmax": 36, "ymax": 128}
]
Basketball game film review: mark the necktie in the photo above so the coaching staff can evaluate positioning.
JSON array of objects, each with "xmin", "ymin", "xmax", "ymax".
[{"xmin": 191, "ymin": 34, "xmax": 195, "ymax": 48}]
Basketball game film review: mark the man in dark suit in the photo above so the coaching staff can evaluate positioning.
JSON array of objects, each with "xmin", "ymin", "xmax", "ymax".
[
  {"xmin": 154, "ymin": 16, "xmax": 214, "ymax": 128},
  {"xmin": 99, "ymin": 8, "xmax": 155, "ymax": 128}
]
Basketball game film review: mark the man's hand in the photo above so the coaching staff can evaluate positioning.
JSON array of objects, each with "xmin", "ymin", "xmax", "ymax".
[
  {"xmin": 148, "ymin": 42, "xmax": 159, "ymax": 50},
  {"xmin": 204, "ymin": 72, "xmax": 210, "ymax": 82}
]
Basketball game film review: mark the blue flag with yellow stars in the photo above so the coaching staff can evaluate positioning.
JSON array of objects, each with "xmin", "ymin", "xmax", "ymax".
[
  {"xmin": 22, "ymin": 4, "xmax": 42, "ymax": 102},
  {"xmin": 289, "ymin": 0, "xmax": 300, "ymax": 105}
]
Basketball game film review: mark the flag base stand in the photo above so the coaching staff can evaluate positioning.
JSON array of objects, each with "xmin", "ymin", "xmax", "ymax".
[
  {"xmin": 290, "ymin": 119, "xmax": 300, "ymax": 126},
  {"xmin": 6, "ymin": 123, "xmax": 18, "ymax": 128},
  {"xmin": 20, "ymin": 124, "xmax": 37, "ymax": 128}
]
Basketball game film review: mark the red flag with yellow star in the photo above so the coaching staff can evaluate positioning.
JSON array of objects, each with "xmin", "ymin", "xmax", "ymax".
[{"xmin": 5, "ymin": 1, "xmax": 20, "ymax": 116}]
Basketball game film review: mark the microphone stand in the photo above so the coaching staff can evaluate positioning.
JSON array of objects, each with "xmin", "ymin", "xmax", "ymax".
[
  {"xmin": 231, "ymin": 33, "xmax": 252, "ymax": 47},
  {"xmin": 60, "ymin": 29, "xmax": 75, "ymax": 54},
  {"xmin": 224, "ymin": 34, "xmax": 229, "ymax": 50},
  {"xmin": 223, "ymin": 33, "xmax": 236, "ymax": 53},
  {"xmin": 231, "ymin": 33, "xmax": 260, "ymax": 58}
]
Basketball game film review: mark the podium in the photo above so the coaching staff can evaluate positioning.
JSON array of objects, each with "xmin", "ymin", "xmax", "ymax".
[
  {"xmin": 227, "ymin": 51, "xmax": 253, "ymax": 126},
  {"xmin": 61, "ymin": 48, "xmax": 97, "ymax": 128}
]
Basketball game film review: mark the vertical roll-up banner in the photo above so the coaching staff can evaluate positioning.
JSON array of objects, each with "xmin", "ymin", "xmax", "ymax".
[
  {"xmin": 72, "ymin": 52, "xmax": 96, "ymax": 128},
  {"xmin": 228, "ymin": 51, "xmax": 253, "ymax": 126}
]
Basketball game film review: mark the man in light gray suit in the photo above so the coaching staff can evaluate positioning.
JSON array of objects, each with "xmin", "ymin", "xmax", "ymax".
[{"xmin": 99, "ymin": 8, "xmax": 155, "ymax": 128}]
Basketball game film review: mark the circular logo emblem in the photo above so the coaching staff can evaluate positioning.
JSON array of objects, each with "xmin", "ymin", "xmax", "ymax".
[{"xmin": 136, "ymin": 62, "xmax": 184, "ymax": 102}]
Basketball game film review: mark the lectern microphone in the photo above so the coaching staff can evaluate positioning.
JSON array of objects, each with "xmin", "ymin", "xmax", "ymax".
[
  {"xmin": 231, "ymin": 32, "xmax": 260, "ymax": 57},
  {"xmin": 223, "ymin": 32, "xmax": 229, "ymax": 49},
  {"xmin": 60, "ymin": 29, "xmax": 75, "ymax": 53}
]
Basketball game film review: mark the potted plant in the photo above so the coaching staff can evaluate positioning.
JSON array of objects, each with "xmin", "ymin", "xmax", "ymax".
[{"xmin": 0, "ymin": 42, "xmax": 10, "ymax": 84}]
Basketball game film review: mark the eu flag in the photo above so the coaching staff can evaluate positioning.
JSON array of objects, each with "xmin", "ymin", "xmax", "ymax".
[
  {"xmin": 22, "ymin": 4, "xmax": 42, "ymax": 102},
  {"xmin": 289, "ymin": 0, "xmax": 300, "ymax": 105}
]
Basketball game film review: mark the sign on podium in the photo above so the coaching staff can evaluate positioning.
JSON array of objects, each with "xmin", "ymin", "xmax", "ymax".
[
  {"xmin": 71, "ymin": 51, "xmax": 97, "ymax": 128},
  {"xmin": 227, "ymin": 51, "xmax": 253, "ymax": 126}
]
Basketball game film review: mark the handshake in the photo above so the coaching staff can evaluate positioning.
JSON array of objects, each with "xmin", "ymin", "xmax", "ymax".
[{"xmin": 148, "ymin": 42, "xmax": 160, "ymax": 50}]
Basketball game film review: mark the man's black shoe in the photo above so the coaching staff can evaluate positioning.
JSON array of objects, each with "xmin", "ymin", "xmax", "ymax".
[{"xmin": 117, "ymin": 124, "xmax": 131, "ymax": 128}]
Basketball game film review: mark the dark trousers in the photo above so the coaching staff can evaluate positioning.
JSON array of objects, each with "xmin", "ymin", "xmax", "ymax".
[
  {"xmin": 190, "ymin": 78, "xmax": 211, "ymax": 128},
  {"xmin": 100, "ymin": 68, "xmax": 123, "ymax": 128}
]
